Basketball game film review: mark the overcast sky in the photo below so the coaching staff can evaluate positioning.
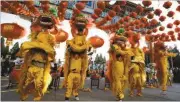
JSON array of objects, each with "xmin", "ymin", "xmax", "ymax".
[{"xmin": 1, "ymin": 1, "xmax": 180, "ymax": 62}]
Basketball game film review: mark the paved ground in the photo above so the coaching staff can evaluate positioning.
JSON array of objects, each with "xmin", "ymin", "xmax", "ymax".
[{"xmin": 1, "ymin": 76, "xmax": 180, "ymax": 101}]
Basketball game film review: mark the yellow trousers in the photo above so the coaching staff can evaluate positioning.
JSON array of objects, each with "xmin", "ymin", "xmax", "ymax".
[
  {"xmin": 20, "ymin": 66, "xmax": 44, "ymax": 101},
  {"xmin": 65, "ymin": 73, "xmax": 81, "ymax": 98},
  {"xmin": 113, "ymin": 78, "xmax": 125, "ymax": 99},
  {"xmin": 160, "ymin": 70, "xmax": 168, "ymax": 91},
  {"xmin": 129, "ymin": 74, "xmax": 142, "ymax": 95}
]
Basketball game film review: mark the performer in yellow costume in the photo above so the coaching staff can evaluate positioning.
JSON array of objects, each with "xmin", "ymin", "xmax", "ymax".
[
  {"xmin": 17, "ymin": 15, "xmax": 55, "ymax": 101},
  {"xmin": 107, "ymin": 29, "xmax": 133, "ymax": 101},
  {"xmin": 63, "ymin": 15, "xmax": 91, "ymax": 101},
  {"xmin": 129, "ymin": 56, "xmax": 145, "ymax": 97},
  {"xmin": 154, "ymin": 41, "xmax": 176, "ymax": 95}
]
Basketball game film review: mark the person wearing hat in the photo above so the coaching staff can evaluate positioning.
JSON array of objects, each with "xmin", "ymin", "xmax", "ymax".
[
  {"xmin": 107, "ymin": 28, "xmax": 133, "ymax": 101},
  {"xmin": 129, "ymin": 56, "xmax": 146, "ymax": 97}
]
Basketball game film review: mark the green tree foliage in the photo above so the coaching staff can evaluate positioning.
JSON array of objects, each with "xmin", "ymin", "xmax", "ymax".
[
  {"xmin": 1, "ymin": 37, "xmax": 9, "ymax": 58},
  {"xmin": 9, "ymin": 42, "xmax": 20, "ymax": 59}
]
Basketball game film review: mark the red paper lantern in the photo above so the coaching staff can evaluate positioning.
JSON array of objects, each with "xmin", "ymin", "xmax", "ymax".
[
  {"xmin": 175, "ymin": 27, "xmax": 180, "ymax": 33},
  {"xmin": 108, "ymin": 10, "xmax": 116, "ymax": 17},
  {"xmin": 154, "ymin": 9, "xmax": 162, "ymax": 16},
  {"xmin": 140, "ymin": 17, "xmax": 148, "ymax": 23},
  {"xmin": 176, "ymin": 5, "xmax": 180, "ymax": 12},
  {"xmin": 118, "ymin": 1, "xmax": 127, "ymax": 6},
  {"xmin": 147, "ymin": 30, "xmax": 152, "ymax": 34},
  {"xmin": 136, "ymin": 5, "xmax": 144, "ymax": 13},
  {"xmin": 153, "ymin": 28, "xmax": 158, "ymax": 33},
  {"xmin": 130, "ymin": 12, "xmax": 137, "ymax": 18},
  {"xmin": 147, "ymin": 13, "xmax": 154, "ymax": 19},
  {"xmin": 159, "ymin": 16, "xmax": 166, "ymax": 22},
  {"xmin": 94, "ymin": 8, "xmax": 102, "ymax": 16},
  {"xmin": 163, "ymin": 1, "xmax": 172, "ymax": 9},
  {"xmin": 150, "ymin": 19, "xmax": 158, "ymax": 26},
  {"xmin": 134, "ymin": 20, "xmax": 141, "ymax": 25},
  {"xmin": 168, "ymin": 31, "xmax": 174, "ymax": 35},
  {"xmin": 167, "ymin": 11, "xmax": 175, "ymax": 18},
  {"xmin": 142, "ymin": 0, "xmax": 152, "ymax": 7},
  {"xmin": 89, "ymin": 36, "xmax": 104, "ymax": 48},
  {"xmin": 91, "ymin": 14, "xmax": 99, "ymax": 19},
  {"xmin": 76, "ymin": 2, "xmax": 85, "ymax": 11},
  {"xmin": 1, "ymin": 23, "xmax": 26, "ymax": 39},
  {"xmin": 118, "ymin": 18, "xmax": 124, "ymax": 24},
  {"xmin": 167, "ymin": 23, "xmax": 173, "ymax": 28},
  {"xmin": 60, "ymin": 1, "xmax": 68, "ymax": 8},
  {"xmin": 55, "ymin": 30, "xmax": 68, "ymax": 43},
  {"xmin": 97, "ymin": 1, "xmax": 105, "ymax": 10},
  {"xmin": 124, "ymin": 16, "xmax": 130, "ymax": 22},
  {"xmin": 145, "ymin": 34, "xmax": 152, "ymax": 42},
  {"xmin": 159, "ymin": 26, "xmax": 165, "ymax": 31},
  {"xmin": 173, "ymin": 20, "xmax": 180, "ymax": 26},
  {"xmin": 113, "ymin": 5, "xmax": 121, "ymax": 12},
  {"xmin": 73, "ymin": 8, "xmax": 81, "ymax": 15}
]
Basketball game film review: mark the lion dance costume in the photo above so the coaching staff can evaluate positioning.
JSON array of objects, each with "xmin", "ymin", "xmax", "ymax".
[
  {"xmin": 154, "ymin": 41, "xmax": 176, "ymax": 94},
  {"xmin": 62, "ymin": 15, "xmax": 91, "ymax": 101},
  {"xmin": 107, "ymin": 29, "xmax": 134, "ymax": 101},
  {"xmin": 128, "ymin": 32, "xmax": 146, "ymax": 97},
  {"xmin": 17, "ymin": 15, "xmax": 55, "ymax": 101}
]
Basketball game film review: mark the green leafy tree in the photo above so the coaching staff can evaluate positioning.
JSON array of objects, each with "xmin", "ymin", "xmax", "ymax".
[
  {"xmin": 1, "ymin": 37, "xmax": 9, "ymax": 58},
  {"xmin": 9, "ymin": 42, "xmax": 20, "ymax": 59}
]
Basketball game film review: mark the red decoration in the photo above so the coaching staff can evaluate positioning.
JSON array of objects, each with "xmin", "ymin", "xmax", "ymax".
[
  {"xmin": 76, "ymin": 2, "xmax": 85, "ymax": 11},
  {"xmin": 1, "ymin": 23, "xmax": 26, "ymax": 39},
  {"xmin": 113, "ymin": 5, "xmax": 121, "ymax": 12},
  {"xmin": 134, "ymin": 20, "xmax": 141, "ymax": 25},
  {"xmin": 163, "ymin": 1, "xmax": 172, "ymax": 9},
  {"xmin": 145, "ymin": 34, "xmax": 152, "ymax": 42},
  {"xmin": 175, "ymin": 27, "xmax": 180, "ymax": 33},
  {"xmin": 167, "ymin": 11, "xmax": 175, "ymax": 18},
  {"xmin": 159, "ymin": 16, "xmax": 166, "ymax": 22},
  {"xmin": 142, "ymin": 0, "xmax": 152, "ymax": 7},
  {"xmin": 118, "ymin": 1, "xmax": 127, "ymax": 6},
  {"xmin": 118, "ymin": 18, "xmax": 124, "ymax": 24},
  {"xmin": 124, "ymin": 16, "xmax": 130, "ymax": 22},
  {"xmin": 168, "ymin": 31, "xmax": 174, "ymax": 35},
  {"xmin": 130, "ymin": 12, "xmax": 137, "ymax": 18},
  {"xmin": 136, "ymin": 5, "xmax": 144, "ymax": 13},
  {"xmin": 176, "ymin": 5, "xmax": 180, "ymax": 12},
  {"xmin": 154, "ymin": 9, "xmax": 162, "ymax": 16},
  {"xmin": 173, "ymin": 20, "xmax": 180, "ymax": 26},
  {"xmin": 91, "ymin": 14, "xmax": 99, "ymax": 19},
  {"xmin": 159, "ymin": 26, "xmax": 165, "ymax": 31},
  {"xmin": 150, "ymin": 19, "xmax": 158, "ymax": 26},
  {"xmin": 94, "ymin": 8, "xmax": 102, "ymax": 16},
  {"xmin": 153, "ymin": 28, "xmax": 158, "ymax": 33},
  {"xmin": 147, "ymin": 30, "xmax": 152, "ymax": 34},
  {"xmin": 89, "ymin": 36, "xmax": 104, "ymax": 48},
  {"xmin": 140, "ymin": 17, "xmax": 148, "ymax": 23},
  {"xmin": 60, "ymin": 1, "xmax": 68, "ymax": 8},
  {"xmin": 167, "ymin": 23, "xmax": 173, "ymax": 28},
  {"xmin": 55, "ymin": 30, "xmax": 68, "ymax": 43},
  {"xmin": 147, "ymin": 13, "xmax": 154, "ymax": 19},
  {"xmin": 108, "ymin": 10, "xmax": 116, "ymax": 17},
  {"xmin": 97, "ymin": 1, "xmax": 105, "ymax": 10}
]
